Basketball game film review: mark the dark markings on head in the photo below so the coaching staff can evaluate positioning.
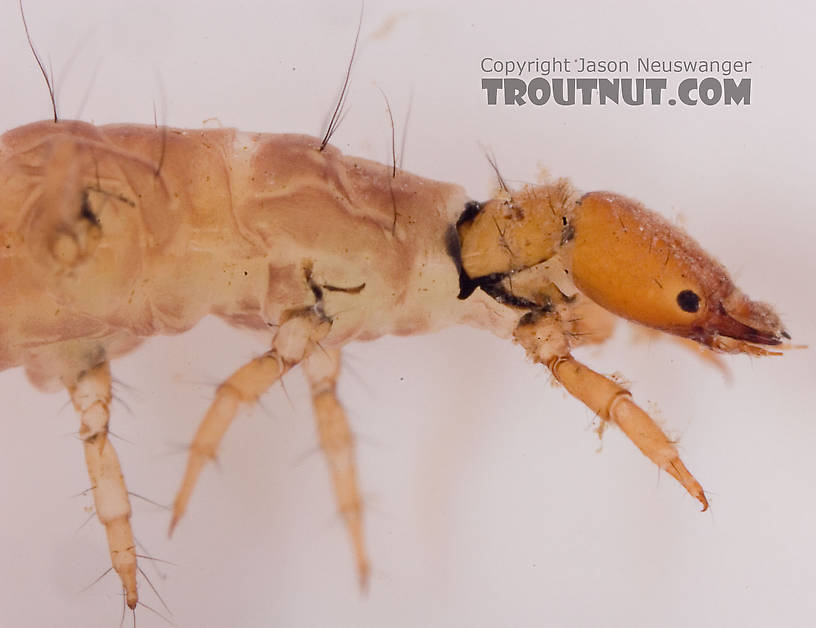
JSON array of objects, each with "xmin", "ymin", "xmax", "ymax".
[
  {"xmin": 677, "ymin": 289, "xmax": 701, "ymax": 313},
  {"xmin": 320, "ymin": 5, "xmax": 364, "ymax": 151},
  {"xmin": 19, "ymin": 0, "xmax": 58, "ymax": 123}
]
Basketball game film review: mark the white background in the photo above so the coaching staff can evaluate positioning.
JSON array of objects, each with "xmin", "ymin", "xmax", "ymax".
[{"xmin": 1, "ymin": 1, "xmax": 814, "ymax": 626}]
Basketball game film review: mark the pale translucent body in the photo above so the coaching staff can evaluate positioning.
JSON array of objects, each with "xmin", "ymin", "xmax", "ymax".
[
  {"xmin": 0, "ymin": 3, "xmax": 811, "ymax": 626},
  {"xmin": 0, "ymin": 118, "xmax": 788, "ymax": 615}
]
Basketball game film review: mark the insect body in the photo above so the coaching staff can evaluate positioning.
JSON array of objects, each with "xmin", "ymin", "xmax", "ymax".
[
  {"xmin": 0, "ymin": 116, "xmax": 789, "ymax": 618},
  {"xmin": 2, "ymin": 2, "xmax": 811, "ymax": 626}
]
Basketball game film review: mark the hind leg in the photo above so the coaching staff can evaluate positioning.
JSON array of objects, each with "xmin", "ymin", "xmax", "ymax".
[{"xmin": 68, "ymin": 361, "xmax": 139, "ymax": 608}]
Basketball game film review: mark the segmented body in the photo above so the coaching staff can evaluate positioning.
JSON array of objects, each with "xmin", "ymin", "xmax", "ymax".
[
  {"xmin": 0, "ymin": 2, "xmax": 810, "ymax": 627},
  {"xmin": 0, "ymin": 114, "xmax": 788, "ymax": 618},
  {"xmin": 1, "ymin": 120, "xmax": 526, "ymax": 388}
]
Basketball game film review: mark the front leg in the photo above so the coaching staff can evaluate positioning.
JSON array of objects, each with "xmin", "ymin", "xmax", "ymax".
[{"xmin": 514, "ymin": 312, "xmax": 708, "ymax": 510}]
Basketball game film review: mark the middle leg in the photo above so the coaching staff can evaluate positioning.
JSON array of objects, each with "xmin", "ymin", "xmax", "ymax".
[
  {"xmin": 303, "ymin": 348, "xmax": 369, "ymax": 590},
  {"xmin": 170, "ymin": 311, "xmax": 331, "ymax": 533}
]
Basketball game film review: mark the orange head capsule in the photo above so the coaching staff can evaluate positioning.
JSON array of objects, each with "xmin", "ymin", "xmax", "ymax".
[{"xmin": 565, "ymin": 192, "xmax": 787, "ymax": 353}]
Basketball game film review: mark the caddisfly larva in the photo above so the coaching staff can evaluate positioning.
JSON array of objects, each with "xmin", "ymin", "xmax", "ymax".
[{"xmin": 1, "ymin": 1, "xmax": 812, "ymax": 627}]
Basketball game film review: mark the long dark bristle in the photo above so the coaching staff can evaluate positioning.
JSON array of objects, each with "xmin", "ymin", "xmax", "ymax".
[
  {"xmin": 19, "ymin": 0, "xmax": 58, "ymax": 123},
  {"xmin": 320, "ymin": 5, "xmax": 364, "ymax": 151}
]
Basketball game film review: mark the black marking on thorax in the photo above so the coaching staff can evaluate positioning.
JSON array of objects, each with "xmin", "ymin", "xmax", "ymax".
[{"xmin": 446, "ymin": 201, "xmax": 554, "ymax": 314}]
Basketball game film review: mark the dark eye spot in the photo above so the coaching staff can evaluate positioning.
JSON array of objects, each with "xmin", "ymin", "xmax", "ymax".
[{"xmin": 676, "ymin": 289, "xmax": 700, "ymax": 313}]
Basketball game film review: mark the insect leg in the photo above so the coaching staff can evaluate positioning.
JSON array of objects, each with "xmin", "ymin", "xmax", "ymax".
[
  {"xmin": 169, "ymin": 311, "xmax": 331, "ymax": 534},
  {"xmin": 303, "ymin": 348, "xmax": 369, "ymax": 590},
  {"xmin": 514, "ymin": 316, "xmax": 708, "ymax": 510},
  {"xmin": 68, "ymin": 362, "xmax": 139, "ymax": 609}
]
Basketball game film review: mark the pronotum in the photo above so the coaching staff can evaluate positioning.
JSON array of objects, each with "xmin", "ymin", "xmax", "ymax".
[{"xmin": 1, "ymin": 1, "xmax": 814, "ymax": 627}]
